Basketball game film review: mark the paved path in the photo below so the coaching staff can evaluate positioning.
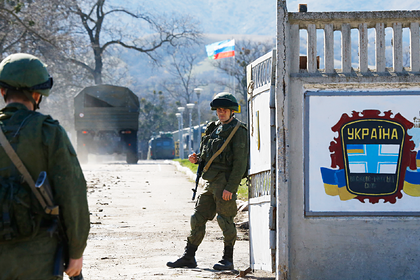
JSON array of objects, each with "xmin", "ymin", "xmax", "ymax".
[{"xmin": 69, "ymin": 159, "xmax": 274, "ymax": 280}]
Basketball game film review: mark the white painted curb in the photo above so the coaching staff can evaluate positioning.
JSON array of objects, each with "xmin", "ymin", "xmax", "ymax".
[{"xmin": 169, "ymin": 160, "xmax": 206, "ymax": 188}]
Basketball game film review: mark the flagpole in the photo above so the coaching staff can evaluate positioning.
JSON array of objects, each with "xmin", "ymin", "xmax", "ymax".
[
  {"xmin": 233, "ymin": 56, "xmax": 235, "ymax": 96},
  {"xmin": 231, "ymin": 56, "xmax": 234, "ymax": 94},
  {"xmin": 232, "ymin": 38, "xmax": 235, "ymax": 96}
]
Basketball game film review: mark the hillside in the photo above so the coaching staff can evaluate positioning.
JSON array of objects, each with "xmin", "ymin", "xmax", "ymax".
[
  {"xmin": 123, "ymin": 0, "xmax": 276, "ymax": 36},
  {"xmin": 116, "ymin": 0, "xmax": 420, "ymax": 102}
]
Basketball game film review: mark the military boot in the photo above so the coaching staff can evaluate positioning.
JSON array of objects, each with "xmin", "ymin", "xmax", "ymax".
[
  {"xmin": 166, "ymin": 242, "xmax": 198, "ymax": 268},
  {"xmin": 213, "ymin": 245, "xmax": 234, "ymax": 270}
]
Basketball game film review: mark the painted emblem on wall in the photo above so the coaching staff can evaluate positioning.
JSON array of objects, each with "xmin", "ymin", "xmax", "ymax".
[{"xmin": 320, "ymin": 110, "xmax": 420, "ymax": 204}]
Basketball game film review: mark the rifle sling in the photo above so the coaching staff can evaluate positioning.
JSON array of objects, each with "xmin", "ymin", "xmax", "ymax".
[
  {"xmin": 203, "ymin": 121, "xmax": 241, "ymax": 173},
  {"xmin": 0, "ymin": 127, "xmax": 57, "ymax": 215}
]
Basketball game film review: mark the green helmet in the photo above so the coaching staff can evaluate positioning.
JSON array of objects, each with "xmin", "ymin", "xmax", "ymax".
[
  {"xmin": 210, "ymin": 92, "xmax": 239, "ymax": 112},
  {"xmin": 0, "ymin": 53, "xmax": 53, "ymax": 96}
]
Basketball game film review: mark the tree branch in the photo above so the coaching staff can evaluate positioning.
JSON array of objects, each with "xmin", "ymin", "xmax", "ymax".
[
  {"xmin": 64, "ymin": 56, "xmax": 95, "ymax": 77},
  {"xmin": 0, "ymin": 7, "xmax": 56, "ymax": 47}
]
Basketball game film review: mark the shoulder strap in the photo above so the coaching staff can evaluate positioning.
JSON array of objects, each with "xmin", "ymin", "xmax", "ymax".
[
  {"xmin": 203, "ymin": 121, "xmax": 241, "ymax": 173},
  {"xmin": 0, "ymin": 127, "xmax": 57, "ymax": 215}
]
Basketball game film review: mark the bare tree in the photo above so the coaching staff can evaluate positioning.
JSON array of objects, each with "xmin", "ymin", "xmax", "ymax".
[
  {"xmin": 0, "ymin": 1, "xmax": 68, "ymax": 57},
  {"xmin": 159, "ymin": 46, "xmax": 210, "ymax": 131},
  {"xmin": 161, "ymin": 48, "xmax": 202, "ymax": 105},
  {"xmin": 0, "ymin": 12, "xmax": 27, "ymax": 56},
  {"xmin": 63, "ymin": 0, "xmax": 202, "ymax": 85},
  {"xmin": 0, "ymin": 1, "xmax": 82, "ymax": 130},
  {"xmin": 0, "ymin": 0, "xmax": 202, "ymax": 131}
]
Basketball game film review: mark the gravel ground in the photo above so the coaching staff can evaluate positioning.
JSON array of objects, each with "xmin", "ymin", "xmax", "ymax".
[{"xmin": 66, "ymin": 158, "xmax": 275, "ymax": 280}]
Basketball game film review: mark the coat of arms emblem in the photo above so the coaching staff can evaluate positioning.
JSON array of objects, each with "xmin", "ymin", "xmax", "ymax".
[{"xmin": 321, "ymin": 110, "xmax": 418, "ymax": 204}]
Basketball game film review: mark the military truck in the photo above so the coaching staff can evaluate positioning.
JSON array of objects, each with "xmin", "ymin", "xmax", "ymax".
[
  {"xmin": 74, "ymin": 85, "xmax": 139, "ymax": 164},
  {"xmin": 147, "ymin": 132, "xmax": 175, "ymax": 160}
]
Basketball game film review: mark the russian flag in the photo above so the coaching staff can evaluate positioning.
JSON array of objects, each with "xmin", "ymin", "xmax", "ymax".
[{"xmin": 205, "ymin": 39, "xmax": 235, "ymax": 60}]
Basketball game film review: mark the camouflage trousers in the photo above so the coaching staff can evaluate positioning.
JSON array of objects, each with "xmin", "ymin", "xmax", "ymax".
[
  {"xmin": 187, "ymin": 172, "xmax": 238, "ymax": 247},
  {"xmin": 0, "ymin": 231, "xmax": 60, "ymax": 280}
]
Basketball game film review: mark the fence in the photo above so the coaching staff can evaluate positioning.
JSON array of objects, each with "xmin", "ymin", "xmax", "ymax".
[{"xmin": 288, "ymin": 11, "xmax": 420, "ymax": 75}]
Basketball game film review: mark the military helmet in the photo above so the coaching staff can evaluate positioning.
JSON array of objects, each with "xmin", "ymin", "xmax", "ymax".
[
  {"xmin": 0, "ymin": 53, "xmax": 53, "ymax": 96},
  {"xmin": 210, "ymin": 92, "xmax": 239, "ymax": 112}
]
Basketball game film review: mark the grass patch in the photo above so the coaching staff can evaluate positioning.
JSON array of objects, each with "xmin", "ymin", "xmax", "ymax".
[
  {"xmin": 237, "ymin": 179, "xmax": 249, "ymax": 201},
  {"xmin": 174, "ymin": 159, "xmax": 198, "ymax": 173},
  {"xmin": 174, "ymin": 159, "xmax": 248, "ymax": 201}
]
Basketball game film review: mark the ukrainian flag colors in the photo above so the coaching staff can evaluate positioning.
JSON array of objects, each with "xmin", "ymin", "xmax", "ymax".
[
  {"xmin": 417, "ymin": 151, "xmax": 420, "ymax": 168},
  {"xmin": 320, "ymin": 167, "xmax": 357, "ymax": 201},
  {"xmin": 320, "ymin": 167, "xmax": 339, "ymax": 196},
  {"xmin": 347, "ymin": 144, "xmax": 365, "ymax": 154},
  {"xmin": 321, "ymin": 153, "xmax": 420, "ymax": 199},
  {"xmin": 403, "ymin": 169, "xmax": 420, "ymax": 197},
  {"xmin": 402, "ymin": 152, "xmax": 420, "ymax": 197},
  {"xmin": 205, "ymin": 40, "xmax": 235, "ymax": 60}
]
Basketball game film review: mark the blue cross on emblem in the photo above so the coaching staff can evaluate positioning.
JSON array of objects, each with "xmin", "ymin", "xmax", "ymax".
[{"xmin": 347, "ymin": 144, "xmax": 400, "ymax": 174}]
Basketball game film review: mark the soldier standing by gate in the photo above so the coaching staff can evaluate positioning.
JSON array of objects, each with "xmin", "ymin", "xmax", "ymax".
[
  {"xmin": 0, "ymin": 53, "xmax": 90, "ymax": 279},
  {"xmin": 167, "ymin": 92, "xmax": 249, "ymax": 271}
]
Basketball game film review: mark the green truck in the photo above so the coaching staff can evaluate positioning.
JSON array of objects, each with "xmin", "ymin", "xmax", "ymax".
[
  {"xmin": 74, "ymin": 85, "xmax": 139, "ymax": 164},
  {"xmin": 147, "ymin": 132, "xmax": 175, "ymax": 160}
]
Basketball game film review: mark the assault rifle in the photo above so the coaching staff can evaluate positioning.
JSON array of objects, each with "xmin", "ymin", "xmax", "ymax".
[
  {"xmin": 191, "ymin": 121, "xmax": 241, "ymax": 201},
  {"xmin": 192, "ymin": 160, "xmax": 205, "ymax": 201},
  {"xmin": 35, "ymin": 171, "xmax": 84, "ymax": 280}
]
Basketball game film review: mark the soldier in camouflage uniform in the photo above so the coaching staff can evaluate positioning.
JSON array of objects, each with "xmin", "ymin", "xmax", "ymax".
[
  {"xmin": 0, "ymin": 53, "xmax": 90, "ymax": 279},
  {"xmin": 167, "ymin": 92, "xmax": 249, "ymax": 271}
]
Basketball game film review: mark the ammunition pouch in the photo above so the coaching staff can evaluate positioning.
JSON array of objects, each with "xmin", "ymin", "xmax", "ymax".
[
  {"xmin": 202, "ymin": 168, "xmax": 220, "ymax": 181},
  {"xmin": 0, "ymin": 177, "xmax": 40, "ymax": 243}
]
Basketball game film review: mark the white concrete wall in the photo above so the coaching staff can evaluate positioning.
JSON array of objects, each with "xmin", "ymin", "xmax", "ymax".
[
  {"xmin": 288, "ymin": 80, "xmax": 420, "ymax": 280},
  {"xmin": 275, "ymin": 1, "xmax": 420, "ymax": 279}
]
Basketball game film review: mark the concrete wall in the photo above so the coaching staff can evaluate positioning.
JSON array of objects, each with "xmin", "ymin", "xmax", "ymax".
[
  {"xmin": 288, "ymin": 80, "xmax": 420, "ymax": 280},
  {"xmin": 275, "ymin": 1, "xmax": 420, "ymax": 279}
]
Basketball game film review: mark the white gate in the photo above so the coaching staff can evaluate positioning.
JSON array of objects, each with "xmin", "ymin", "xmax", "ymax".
[{"xmin": 246, "ymin": 49, "xmax": 276, "ymax": 272}]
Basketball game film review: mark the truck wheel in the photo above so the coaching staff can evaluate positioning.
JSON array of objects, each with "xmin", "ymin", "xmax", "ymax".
[{"xmin": 126, "ymin": 152, "xmax": 138, "ymax": 164}]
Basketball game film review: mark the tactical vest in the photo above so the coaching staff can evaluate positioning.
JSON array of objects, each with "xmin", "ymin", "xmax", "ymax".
[
  {"xmin": 200, "ymin": 119, "xmax": 248, "ymax": 180},
  {"xmin": 0, "ymin": 108, "xmax": 50, "ymax": 243}
]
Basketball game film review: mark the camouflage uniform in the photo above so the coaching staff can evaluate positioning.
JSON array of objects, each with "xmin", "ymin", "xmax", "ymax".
[
  {"xmin": 0, "ymin": 103, "xmax": 90, "ymax": 280},
  {"xmin": 167, "ymin": 92, "xmax": 247, "ymax": 270},
  {"xmin": 188, "ymin": 117, "xmax": 248, "ymax": 247}
]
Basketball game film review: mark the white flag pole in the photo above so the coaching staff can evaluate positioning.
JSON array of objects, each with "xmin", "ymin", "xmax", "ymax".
[{"xmin": 232, "ymin": 39, "xmax": 235, "ymax": 96}]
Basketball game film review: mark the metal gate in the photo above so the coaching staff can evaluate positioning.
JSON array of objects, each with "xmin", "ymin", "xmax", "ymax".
[{"xmin": 246, "ymin": 49, "xmax": 276, "ymax": 272}]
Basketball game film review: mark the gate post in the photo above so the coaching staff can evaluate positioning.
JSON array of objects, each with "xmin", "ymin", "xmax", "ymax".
[{"xmin": 275, "ymin": 1, "xmax": 290, "ymax": 279}]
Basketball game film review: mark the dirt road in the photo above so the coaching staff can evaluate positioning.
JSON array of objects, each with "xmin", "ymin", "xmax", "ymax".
[{"xmin": 73, "ymin": 159, "xmax": 274, "ymax": 280}]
